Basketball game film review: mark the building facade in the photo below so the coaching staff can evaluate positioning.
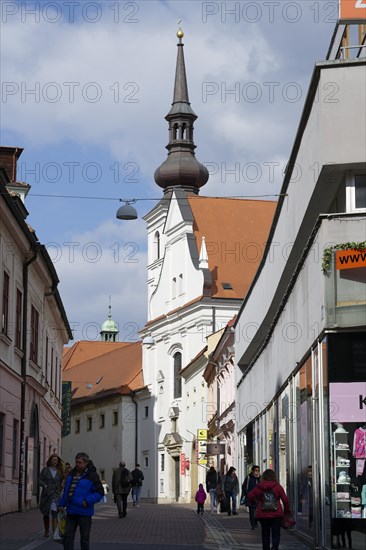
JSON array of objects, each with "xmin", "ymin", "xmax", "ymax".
[
  {"xmin": 0, "ymin": 147, "xmax": 72, "ymax": 513},
  {"xmin": 235, "ymin": 35, "xmax": 366, "ymax": 549},
  {"xmin": 61, "ymin": 334, "xmax": 153, "ymax": 498}
]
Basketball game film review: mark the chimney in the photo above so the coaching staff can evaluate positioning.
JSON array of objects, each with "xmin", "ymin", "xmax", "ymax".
[{"xmin": 0, "ymin": 146, "xmax": 24, "ymax": 182}]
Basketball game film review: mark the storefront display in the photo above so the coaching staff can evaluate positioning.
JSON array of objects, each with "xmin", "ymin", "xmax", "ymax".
[{"xmin": 330, "ymin": 382, "xmax": 366, "ymax": 520}]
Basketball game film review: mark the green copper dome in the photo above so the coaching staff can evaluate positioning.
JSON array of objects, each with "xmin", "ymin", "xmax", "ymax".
[{"xmin": 100, "ymin": 305, "xmax": 119, "ymax": 341}]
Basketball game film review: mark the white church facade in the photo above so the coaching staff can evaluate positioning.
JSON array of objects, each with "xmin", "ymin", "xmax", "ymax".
[{"xmin": 140, "ymin": 28, "xmax": 276, "ymax": 503}]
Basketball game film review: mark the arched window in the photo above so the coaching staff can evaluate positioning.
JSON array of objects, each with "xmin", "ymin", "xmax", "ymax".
[
  {"xmin": 154, "ymin": 231, "xmax": 160, "ymax": 260},
  {"xmin": 173, "ymin": 352, "xmax": 182, "ymax": 399},
  {"xmin": 172, "ymin": 277, "xmax": 177, "ymax": 299},
  {"xmin": 173, "ymin": 124, "xmax": 178, "ymax": 140}
]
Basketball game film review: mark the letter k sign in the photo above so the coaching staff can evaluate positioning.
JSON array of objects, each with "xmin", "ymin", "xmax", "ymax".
[{"xmin": 359, "ymin": 395, "xmax": 366, "ymax": 409}]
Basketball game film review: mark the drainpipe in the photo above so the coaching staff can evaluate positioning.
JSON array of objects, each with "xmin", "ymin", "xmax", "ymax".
[
  {"xmin": 130, "ymin": 391, "xmax": 138, "ymax": 466},
  {"xmin": 18, "ymin": 245, "xmax": 39, "ymax": 512}
]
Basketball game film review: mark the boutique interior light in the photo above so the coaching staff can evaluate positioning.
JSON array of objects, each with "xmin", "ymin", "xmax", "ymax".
[{"xmin": 116, "ymin": 200, "xmax": 138, "ymax": 220}]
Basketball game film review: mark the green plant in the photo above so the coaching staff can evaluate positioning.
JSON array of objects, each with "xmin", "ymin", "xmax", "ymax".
[{"xmin": 322, "ymin": 241, "xmax": 366, "ymax": 274}]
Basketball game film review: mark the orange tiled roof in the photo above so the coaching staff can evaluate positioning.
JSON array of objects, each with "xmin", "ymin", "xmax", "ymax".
[
  {"xmin": 62, "ymin": 341, "xmax": 143, "ymax": 401},
  {"xmin": 188, "ymin": 197, "xmax": 276, "ymax": 299},
  {"xmin": 63, "ymin": 341, "xmax": 130, "ymax": 371}
]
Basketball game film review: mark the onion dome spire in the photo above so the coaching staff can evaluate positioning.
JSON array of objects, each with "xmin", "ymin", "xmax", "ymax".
[{"xmin": 154, "ymin": 26, "xmax": 209, "ymax": 194}]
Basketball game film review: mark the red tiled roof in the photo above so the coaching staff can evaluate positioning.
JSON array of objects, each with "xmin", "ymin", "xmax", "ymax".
[
  {"xmin": 62, "ymin": 341, "xmax": 143, "ymax": 401},
  {"xmin": 188, "ymin": 197, "xmax": 276, "ymax": 299}
]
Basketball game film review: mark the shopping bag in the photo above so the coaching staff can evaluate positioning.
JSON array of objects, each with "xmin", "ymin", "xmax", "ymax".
[
  {"xmin": 53, "ymin": 509, "xmax": 67, "ymax": 543},
  {"xmin": 281, "ymin": 510, "xmax": 296, "ymax": 529}
]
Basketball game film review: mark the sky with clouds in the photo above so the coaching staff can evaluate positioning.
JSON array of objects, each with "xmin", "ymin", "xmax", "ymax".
[{"xmin": 1, "ymin": 0, "xmax": 340, "ymax": 342}]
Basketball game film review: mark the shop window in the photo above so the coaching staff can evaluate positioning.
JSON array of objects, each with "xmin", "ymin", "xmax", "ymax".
[{"xmin": 329, "ymin": 381, "xmax": 366, "ymax": 522}]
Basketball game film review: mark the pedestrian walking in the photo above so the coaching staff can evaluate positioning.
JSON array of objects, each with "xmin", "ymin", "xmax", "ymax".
[
  {"xmin": 195, "ymin": 483, "xmax": 207, "ymax": 514},
  {"xmin": 112, "ymin": 461, "xmax": 133, "ymax": 518},
  {"xmin": 222, "ymin": 466, "xmax": 239, "ymax": 516},
  {"xmin": 241, "ymin": 465, "xmax": 261, "ymax": 529},
  {"xmin": 58, "ymin": 452, "xmax": 104, "ymax": 550},
  {"xmin": 247, "ymin": 468, "xmax": 290, "ymax": 550},
  {"xmin": 131, "ymin": 464, "xmax": 144, "ymax": 507},
  {"xmin": 39, "ymin": 453, "xmax": 65, "ymax": 537},
  {"xmin": 206, "ymin": 465, "xmax": 220, "ymax": 514},
  {"xmin": 101, "ymin": 480, "xmax": 109, "ymax": 503}
]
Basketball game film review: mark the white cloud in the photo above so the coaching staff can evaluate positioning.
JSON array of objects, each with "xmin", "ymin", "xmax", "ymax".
[{"xmin": 1, "ymin": 0, "xmax": 335, "ymax": 341}]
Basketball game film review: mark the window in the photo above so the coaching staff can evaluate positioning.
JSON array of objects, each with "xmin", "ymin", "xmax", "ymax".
[
  {"xmin": 15, "ymin": 289, "xmax": 22, "ymax": 348},
  {"xmin": 30, "ymin": 305, "xmax": 39, "ymax": 363},
  {"xmin": 45, "ymin": 337, "xmax": 49, "ymax": 383},
  {"xmin": 50, "ymin": 348, "xmax": 54, "ymax": 391},
  {"xmin": 144, "ymin": 406, "xmax": 149, "ymax": 418},
  {"xmin": 100, "ymin": 414, "xmax": 105, "ymax": 429},
  {"xmin": 154, "ymin": 231, "xmax": 160, "ymax": 260},
  {"xmin": 55, "ymin": 357, "xmax": 58, "ymax": 397},
  {"xmin": 75, "ymin": 419, "xmax": 80, "ymax": 433},
  {"xmin": 112, "ymin": 411, "xmax": 118, "ymax": 425},
  {"xmin": 160, "ymin": 453, "xmax": 165, "ymax": 472},
  {"xmin": 2, "ymin": 271, "xmax": 10, "ymax": 336},
  {"xmin": 173, "ymin": 352, "xmax": 182, "ymax": 399},
  {"xmin": 355, "ymin": 174, "xmax": 366, "ymax": 209},
  {"xmin": 346, "ymin": 173, "xmax": 366, "ymax": 212},
  {"xmin": 144, "ymin": 456, "xmax": 149, "ymax": 468},
  {"xmin": 12, "ymin": 420, "xmax": 18, "ymax": 477},
  {"xmin": 178, "ymin": 274, "xmax": 183, "ymax": 295},
  {"xmin": 87, "ymin": 416, "xmax": 92, "ymax": 431},
  {"xmin": 0, "ymin": 413, "xmax": 4, "ymax": 473},
  {"xmin": 172, "ymin": 277, "xmax": 177, "ymax": 299}
]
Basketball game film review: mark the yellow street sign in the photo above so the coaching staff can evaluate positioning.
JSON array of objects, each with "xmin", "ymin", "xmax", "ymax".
[
  {"xmin": 197, "ymin": 429, "xmax": 207, "ymax": 440},
  {"xmin": 198, "ymin": 458, "xmax": 208, "ymax": 465}
]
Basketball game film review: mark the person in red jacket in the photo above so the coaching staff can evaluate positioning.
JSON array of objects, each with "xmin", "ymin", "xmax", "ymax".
[{"xmin": 247, "ymin": 469, "xmax": 290, "ymax": 550}]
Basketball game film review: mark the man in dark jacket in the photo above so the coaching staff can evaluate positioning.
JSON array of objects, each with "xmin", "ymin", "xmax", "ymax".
[
  {"xmin": 59, "ymin": 452, "xmax": 104, "ymax": 550},
  {"xmin": 131, "ymin": 464, "xmax": 144, "ymax": 507},
  {"xmin": 112, "ymin": 461, "xmax": 133, "ymax": 518},
  {"xmin": 241, "ymin": 465, "xmax": 261, "ymax": 529}
]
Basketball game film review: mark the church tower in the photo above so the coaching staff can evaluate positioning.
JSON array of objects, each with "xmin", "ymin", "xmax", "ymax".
[
  {"xmin": 154, "ymin": 26, "xmax": 209, "ymax": 194},
  {"xmin": 100, "ymin": 305, "xmax": 119, "ymax": 342}
]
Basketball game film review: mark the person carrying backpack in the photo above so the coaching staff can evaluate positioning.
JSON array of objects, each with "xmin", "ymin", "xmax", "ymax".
[
  {"xmin": 130, "ymin": 464, "xmax": 144, "ymax": 507},
  {"xmin": 112, "ymin": 461, "xmax": 133, "ymax": 518},
  {"xmin": 247, "ymin": 469, "xmax": 290, "ymax": 550}
]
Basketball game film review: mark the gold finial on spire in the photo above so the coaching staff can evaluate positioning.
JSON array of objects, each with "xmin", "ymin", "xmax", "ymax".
[{"xmin": 177, "ymin": 19, "xmax": 184, "ymax": 40}]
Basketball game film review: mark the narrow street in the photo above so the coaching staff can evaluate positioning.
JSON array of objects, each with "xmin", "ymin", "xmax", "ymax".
[{"xmin": 0, "ymin": 502, "xmax": 312, "ymax": 550}]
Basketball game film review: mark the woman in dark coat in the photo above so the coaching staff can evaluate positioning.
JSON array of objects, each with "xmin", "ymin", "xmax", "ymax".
[
  {"xmin": 247, "ymin": 469, "xmax": 290, "ymax": 550},
  {"xmin": 39, "ymin": 453, "xmax": 65, "ymax": 536}
]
